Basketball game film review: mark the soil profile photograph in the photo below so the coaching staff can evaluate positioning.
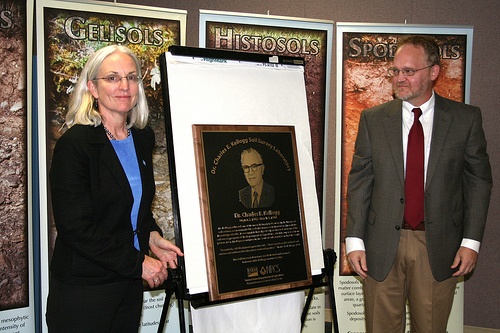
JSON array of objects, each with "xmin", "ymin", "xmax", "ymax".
[{"xmin": 0, "ymin": 0, "xmax": 29, "ymax": 310}]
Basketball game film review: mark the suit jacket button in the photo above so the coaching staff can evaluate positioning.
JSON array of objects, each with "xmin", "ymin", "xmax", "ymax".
[
  {"xmin": 400, "ymin": 198, "xmax": 404, "ymax": 203},
  {"xmin": 395, "ymin": 225, "xmax": 401, "ymax": 230}
]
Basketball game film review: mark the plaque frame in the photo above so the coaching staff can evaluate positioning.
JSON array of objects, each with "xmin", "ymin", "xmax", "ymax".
[{"xmin": 192, "ymin": 124, "xmax": 312, "ymax": 301}]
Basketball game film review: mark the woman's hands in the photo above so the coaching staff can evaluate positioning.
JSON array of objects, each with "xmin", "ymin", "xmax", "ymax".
[{"xmin": 142, "ymin": 231, "xmax": 184, "ymax": 288}]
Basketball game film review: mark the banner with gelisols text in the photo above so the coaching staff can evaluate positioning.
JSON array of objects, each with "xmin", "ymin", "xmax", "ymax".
[
  {"xmin": 0, "ymin": 0, "xmax": 35, "ymax": 331},
  {"xmin": 335, "ymin": 23, "xmax": 473, "ymax": 333},
  {"xmin": 35, "ymin": 1, "xmax": 186, "ymax": 331}
]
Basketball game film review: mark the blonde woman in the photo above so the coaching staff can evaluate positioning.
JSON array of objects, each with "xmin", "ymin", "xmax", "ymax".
[{"xmin": 46, "ymin": 45, "xmax": 182, "ymax": 332}]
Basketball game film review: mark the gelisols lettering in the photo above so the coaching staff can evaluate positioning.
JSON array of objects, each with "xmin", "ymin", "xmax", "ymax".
[
  {"xmin": 64, "ymin": 16, "xmax": 164, "ymax": 46},
  {"xmin": 0, "ymin": 10, "xmax": 13, "ymax": 29},
  {"xmin": 310, "ymin": 40, "xmax": 320, "ymax": 55},
  {"xmin": 214, "ymin": 27, "xmax": 320, "ymax": 55}
]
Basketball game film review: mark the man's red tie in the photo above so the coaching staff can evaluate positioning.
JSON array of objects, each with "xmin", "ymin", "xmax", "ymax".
[{"xmin": 404, "ymin": 108, "xmax": 424, "ymax": 229}]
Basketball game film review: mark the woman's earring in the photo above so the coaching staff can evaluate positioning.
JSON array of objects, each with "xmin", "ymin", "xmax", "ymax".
[{"xmin": 94, "ymin": 99, "xmax": 99, "ymax": 110}]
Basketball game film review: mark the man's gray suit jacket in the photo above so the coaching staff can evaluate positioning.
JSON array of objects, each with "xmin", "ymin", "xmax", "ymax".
[{"xmin": 346, "ymin": 93, "xmax": 492, "ymax": 282}]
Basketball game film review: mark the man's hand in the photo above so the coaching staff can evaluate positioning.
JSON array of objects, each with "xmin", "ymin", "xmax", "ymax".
[
  {"xmin": 451, "ymin": 246, "xmax": 478, "ymax": 277},
  {"xmin": 347, "ymin": 250, "xmax": 368, "ymax": 279}
]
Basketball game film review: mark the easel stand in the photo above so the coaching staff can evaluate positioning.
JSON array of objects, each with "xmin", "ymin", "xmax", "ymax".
[
  {"xmin": 158, "ymin": 46, "xmax": 340, "ymax": 333},
  {"xmin": 157, "ymin": 268, "xmax": 186, "ymax": 333},
  {"xmin": 324, "ymin": 249, "xmax": 340, "ymax": 333},
  {"xmin": 158, "ymin": 249, "xmax": 339, "ymax": 333},
  {"xmin": 300, "ymin": 248, "xmax": 339, "ymax": 333}
]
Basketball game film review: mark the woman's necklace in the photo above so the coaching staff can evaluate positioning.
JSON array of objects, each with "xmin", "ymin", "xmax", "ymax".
[{"xmin": 103, "ymin": 126, "xmax": 130, "ymax": 141}]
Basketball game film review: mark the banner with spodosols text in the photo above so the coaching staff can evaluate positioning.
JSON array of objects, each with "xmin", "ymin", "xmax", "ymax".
[{"xmin": 334, "ymin": 23, "xmax": 473, "ymax": 333}]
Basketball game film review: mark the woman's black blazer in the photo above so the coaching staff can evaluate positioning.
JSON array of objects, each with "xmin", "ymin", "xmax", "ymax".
[{"xmin": 49, "ymin": 124, "xmax": 162, "ymax": 284}]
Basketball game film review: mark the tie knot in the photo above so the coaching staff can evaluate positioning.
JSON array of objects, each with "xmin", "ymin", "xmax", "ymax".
[{"xmin": 412, "ymin": 107, "xmax": 422, "ymax": 118}]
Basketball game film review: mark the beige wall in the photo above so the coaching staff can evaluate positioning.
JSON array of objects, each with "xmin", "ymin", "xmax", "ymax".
[{"xmin": 118, "ymin": 0, "xmax": 499, "ymax": 328}]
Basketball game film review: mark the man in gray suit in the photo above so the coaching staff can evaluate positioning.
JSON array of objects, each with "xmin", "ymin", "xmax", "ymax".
[{"xmin": 346, "ymin": 35, "xmax": 492, "ymax": 332}]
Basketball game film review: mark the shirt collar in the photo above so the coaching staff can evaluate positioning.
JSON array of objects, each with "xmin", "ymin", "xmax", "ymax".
[{"xmin": 402, "ymin": 91, "xmax": 435, "ymax": 118}]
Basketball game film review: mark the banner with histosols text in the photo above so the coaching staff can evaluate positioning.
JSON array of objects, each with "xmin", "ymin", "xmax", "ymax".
[{"xmin": 199, "ymin": 12, "xmax": 332, "ymax": 331}]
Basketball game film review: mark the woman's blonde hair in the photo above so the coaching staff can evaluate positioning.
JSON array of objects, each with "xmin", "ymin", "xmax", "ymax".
[{"xmin": 65, "ymin": 45, "xmax": 149, "ymax": 129}]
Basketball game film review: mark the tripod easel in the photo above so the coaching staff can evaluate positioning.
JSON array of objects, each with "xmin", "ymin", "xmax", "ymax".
[
  {"xmin": 157, "ymin": 46, "xmax": 340, "ymax": 333},
  {"xmin": 157, "ymin": 248, "xmax": 339, "ymax": 333}
]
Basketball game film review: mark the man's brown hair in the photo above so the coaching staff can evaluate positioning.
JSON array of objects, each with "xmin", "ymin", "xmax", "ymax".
[{"xmin": 396, "ymin": 35, "xmax": 441, "ymax": 67}]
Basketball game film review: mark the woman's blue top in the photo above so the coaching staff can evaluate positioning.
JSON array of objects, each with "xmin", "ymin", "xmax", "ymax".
[{"xmin": 110, "ymin": 133, "xmax": 142, "ymax": 250}]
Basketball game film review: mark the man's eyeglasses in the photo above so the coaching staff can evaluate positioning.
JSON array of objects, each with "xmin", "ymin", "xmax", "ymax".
[
  {"xmin": 242, "ymin": 163, "xmax": 263, "ymax": 173},
  {"xmin": 387, "ymin": 65, "xmax": 433, "ymax": 77},
  {"xmin": 94, "ymin": 75, "xmax": 142, "ymax": 84}
]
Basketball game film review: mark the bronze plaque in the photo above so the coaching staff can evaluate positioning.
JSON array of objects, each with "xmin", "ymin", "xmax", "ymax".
[{"xmin": 193, "ymin": 125, "xmax": 312, "ymax": 301}]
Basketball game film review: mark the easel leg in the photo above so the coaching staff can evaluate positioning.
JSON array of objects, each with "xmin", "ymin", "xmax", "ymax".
[
  {"xmin": 299, "ymin": 249, "xmax": 339, "ymax": 333},
  {"xmin": 157, "ymin": 268, "xmax": 186, "ymax": 333},
  {"xmin": 301, "ymin": 286, "xmax": 316, "ymax": 329},
  {"xmin": 324, "ymin": 249, "xmax": 339, "ymax": 333},
  {"xmin": 157, "ymin": 288, "xmax": 175, "ymax": 333},
  {"xmin": 175, "ymin": 277, "xmax": 187, "ymax": 333}
]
